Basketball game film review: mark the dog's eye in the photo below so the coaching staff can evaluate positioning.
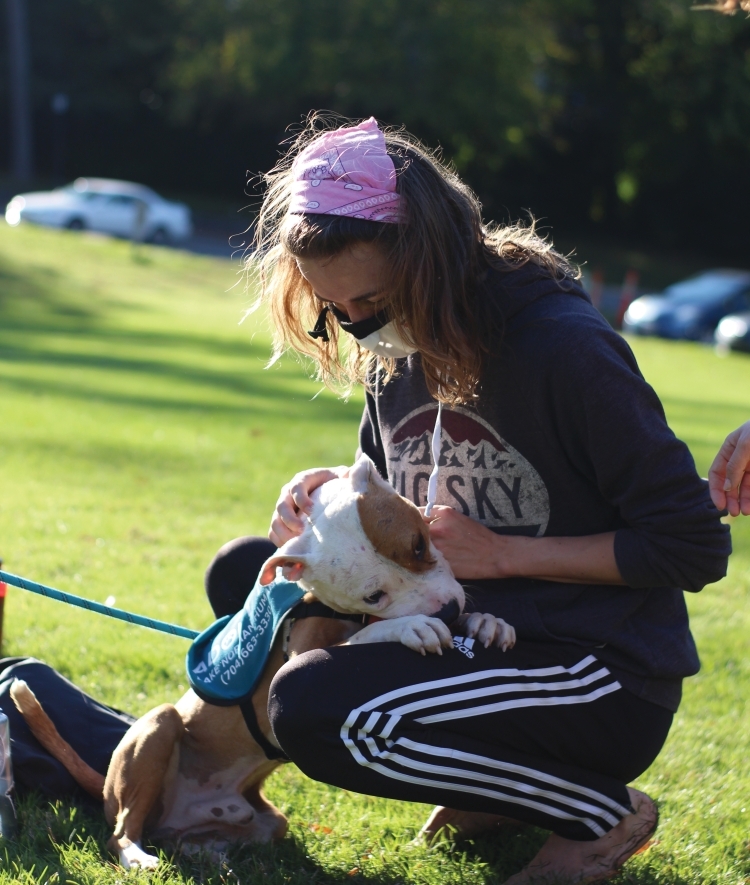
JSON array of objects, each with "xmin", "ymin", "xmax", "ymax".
[
  {"xmin": 364, "ymin": 589, "xmax": 385, "ymax": 605},
  {"xmin": 413, "ymin": 534, "xmax": 426, "ymax": 560}
]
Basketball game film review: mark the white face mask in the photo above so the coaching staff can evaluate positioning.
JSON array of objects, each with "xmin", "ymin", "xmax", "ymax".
[
  {"xmin": 357, "ymin": 320, "xmax": 418, "ymax": 359},
  {"xmin": 308, "ymin": 306, "xmax": 417, "ymax": 359},
  {"xmin": 306, "ymin": 305, "xmax": 440, "ymax": 512}
]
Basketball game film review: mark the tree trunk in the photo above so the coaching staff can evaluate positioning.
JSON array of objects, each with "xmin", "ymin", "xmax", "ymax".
[{"xmin": 6, "ymin": 0, "xmax": 34, "ymax": 183}]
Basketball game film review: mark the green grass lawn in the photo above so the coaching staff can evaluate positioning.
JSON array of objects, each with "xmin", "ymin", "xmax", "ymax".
[{"xmin": 0, "ymin": 223, "xmax": 748, "ymax": 885}]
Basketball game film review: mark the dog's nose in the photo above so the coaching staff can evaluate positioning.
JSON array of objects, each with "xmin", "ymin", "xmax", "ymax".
[{"xmin": 430, "ymin": 599, "xmax": 461, "ymax": 625}]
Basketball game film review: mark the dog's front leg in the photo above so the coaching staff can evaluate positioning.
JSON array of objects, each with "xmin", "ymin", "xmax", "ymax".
[
  {"xmin": 347, "ymin": 615, "xmax": 453, "ymax": 655},
  {"xmin": 103, "ymin": 703, "xmax": 184, "ymax": 870}
]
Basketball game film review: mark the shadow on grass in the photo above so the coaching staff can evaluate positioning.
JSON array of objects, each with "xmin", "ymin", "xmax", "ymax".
[
  {"xmin": 0, "ymin": 358, "xmax": 354, "ymax": 422},
  {"xmin": 0, "ymin": 250, "xmax": 355, "ymax": 421},
  {"xmin": 6, "ymin": 796, "xmax": 694, "ymax": 885},
  {"xmin": 0, "ymin": 319, "xmax": 272, "ymax": 359},
  {"xmin": 7, "ymin": 795, "xmax": 520, "ymax": 885},
  {"xmin": 0, "ymin": 321, "xmax": 360, "ymax": 423},
  {"xmin": 0, "ymin": 260, "xmax": 102, "ymax": 326},
  {"xmin": 453, "ymin": 825, "xmax": 692, "ymax": 885}
]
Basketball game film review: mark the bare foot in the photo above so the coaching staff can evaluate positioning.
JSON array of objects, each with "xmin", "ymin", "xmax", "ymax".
[
  {"xmin": 502, "ymin": 788, "xmax": 658, "ymax": 884},
  {"xmin": 420, "ymin": 806, "xmax": 527, "ymax": 844}
]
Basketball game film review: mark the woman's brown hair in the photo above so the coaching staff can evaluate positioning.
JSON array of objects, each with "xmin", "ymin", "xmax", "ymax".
[{"xmin": 249, "ymin": 114, "xmax": 579, "ymax": 406}]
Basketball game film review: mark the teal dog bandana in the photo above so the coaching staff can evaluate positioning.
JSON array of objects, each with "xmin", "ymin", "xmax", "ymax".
[{"xmin": 186, "ymin": 576, "xmax": 306, "ymax": 705}]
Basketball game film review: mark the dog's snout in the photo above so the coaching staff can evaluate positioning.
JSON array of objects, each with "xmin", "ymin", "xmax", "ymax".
[{"xmin": 430, "ymin": 598, "xmax": 461, "ymax": 625}]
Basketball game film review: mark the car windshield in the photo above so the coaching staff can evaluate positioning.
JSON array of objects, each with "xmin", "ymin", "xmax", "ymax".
[
  {"xmin": 59, "ymin": 183, "xmax": 92, "ymax": 194},
  {"xmin": 664, "ymin": 275, "xmax": 747, "ymax": 305},
  {"xmin": 58, "ymin": 182, "xmax": 157, "ymax": 202}
]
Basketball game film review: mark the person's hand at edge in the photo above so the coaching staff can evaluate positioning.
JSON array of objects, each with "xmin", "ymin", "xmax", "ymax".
[
  {"xmin": 708, "ymin": 421, "xmax": 750, "ymax": 516},
  {"xmin": 269, "ymin": 466, "xmax": 350, "ymax": 546}
]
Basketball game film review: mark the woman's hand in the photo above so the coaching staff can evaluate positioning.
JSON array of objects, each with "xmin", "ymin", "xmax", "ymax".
[
  {"xmin": 420, "ymin": 505, "xmax": 506, "ymax": 580},
  {"xmin": 708, "ymin": 421, "xmax": 750, "ymax": 516},
  {"xmin": 269, "ymin": 465, "xmax": 349, "ymax": 546},
  {"xmin": 421, "ymin": 504, "xmax": 625, "ymax": 585}
]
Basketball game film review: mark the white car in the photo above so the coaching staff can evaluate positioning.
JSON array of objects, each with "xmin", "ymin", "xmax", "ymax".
[{"xmin": 5, "ymin": 177, "xmax": 192, "ymax": 244}]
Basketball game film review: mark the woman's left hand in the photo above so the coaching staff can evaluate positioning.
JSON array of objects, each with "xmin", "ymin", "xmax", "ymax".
[
  {"xmin": 420, "ymin": 505, "xmax": 506, "ymax": 580},
  {"xmin": 421, "ymin": 504, "xmax": 625, "ymax": 585}
]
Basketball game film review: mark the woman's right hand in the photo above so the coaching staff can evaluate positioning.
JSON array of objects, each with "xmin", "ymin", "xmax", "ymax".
[{"xmin": 269, "ymin": 466, "xmax": 350, "ymax": 546}]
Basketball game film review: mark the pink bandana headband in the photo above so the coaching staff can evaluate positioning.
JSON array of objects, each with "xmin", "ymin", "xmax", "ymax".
[{"xmin": 288, "ymin": 117, "xmax": 402, "ymax": 224}]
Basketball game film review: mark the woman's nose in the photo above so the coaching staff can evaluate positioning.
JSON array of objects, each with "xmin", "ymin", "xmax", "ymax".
[{"xmin": 342, "ymin": 303, "xmax": 375, "ymax": 323}]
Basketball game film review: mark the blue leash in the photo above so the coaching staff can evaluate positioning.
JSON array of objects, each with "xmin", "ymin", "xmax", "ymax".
[{"xmin": 0, "ymin": 570, "xmax": 199, "ymax": 640}]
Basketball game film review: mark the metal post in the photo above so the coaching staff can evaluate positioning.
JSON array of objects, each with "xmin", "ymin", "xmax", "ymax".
[
  {"xmin": 0, "ymin": 560, "xmax": 6, "ymax": 655},
  {"xmin": 6, "ymin": 0, "xmax": 34, "ymax": 183},
  {"xmin": 51, "ymin": 92, "xmax": 69, "ymax": 182},
  {"xmin": 616, "ymin": 269, "xmax": 640, "ymax": 330}
]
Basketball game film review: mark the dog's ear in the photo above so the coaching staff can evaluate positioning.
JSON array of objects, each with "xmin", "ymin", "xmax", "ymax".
[
  {"xmin": 258, "ymin": 555, "xmax": 308, "ymax": 585},
  {"xmin": 349, "ymin": 453, "xmax": 374, "ymax": 494},
  {"xmin": 349, "ymin": 453, "xmax": 395, "ymax": 497},
  {"xmin": 258, "ymin": 534, "xmax": 311, "ymax": 586}
]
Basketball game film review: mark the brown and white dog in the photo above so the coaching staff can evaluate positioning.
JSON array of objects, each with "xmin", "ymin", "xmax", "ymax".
[
  {"xmin": 260, "ymin": 454, "xmax": 473, "ymax": 654},
  {"xmin": 10, "ymin": 615, "xmax": 359, "ymax": 868},
  {"xmin": 11, "ymin": 455, "xmax": 515, "ymax": 869}
]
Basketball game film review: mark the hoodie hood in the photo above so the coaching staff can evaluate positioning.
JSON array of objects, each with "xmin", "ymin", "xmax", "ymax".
[{"xmin": 479, "ymin": 261, "xmax": 590, "ymax": 325}]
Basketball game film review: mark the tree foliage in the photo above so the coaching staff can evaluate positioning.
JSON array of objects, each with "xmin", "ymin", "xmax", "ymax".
[{"xmin": 2, "ymin": 0, "xmax": 749, "ymax": 254}]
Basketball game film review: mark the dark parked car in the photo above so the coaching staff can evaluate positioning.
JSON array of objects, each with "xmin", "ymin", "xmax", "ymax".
[
  {"xmin": 622, "ymin": 270, "xmax": 750, "ymax": 341},
  {"xmin": 715, "ymin": 312, "xmax": 750, "ymax": 353}
]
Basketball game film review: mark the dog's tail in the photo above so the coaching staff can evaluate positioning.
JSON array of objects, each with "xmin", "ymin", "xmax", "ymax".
[{"xmin": 9, "ymin": 679, "xmax": 105, "ymax": 800}]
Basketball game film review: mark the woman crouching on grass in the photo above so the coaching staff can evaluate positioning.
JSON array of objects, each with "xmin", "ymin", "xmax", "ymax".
[{"xmin": 212, "ymin": 116, "xmax": 730, "ymax": 883}]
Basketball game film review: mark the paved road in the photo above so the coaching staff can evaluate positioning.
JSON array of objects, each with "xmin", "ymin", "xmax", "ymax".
[{"xmin": 180, "ymin": 214, "xmax": 254, "ymax": 259}]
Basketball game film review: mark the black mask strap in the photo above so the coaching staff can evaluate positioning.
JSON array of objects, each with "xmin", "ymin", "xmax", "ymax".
[
  {"xmin": 329, "ymin": 304, "xmax": 390, "ymax": 341},
  {"xmin": 307, "ymin": 306, "xmax": 330, "ymax": 343}
]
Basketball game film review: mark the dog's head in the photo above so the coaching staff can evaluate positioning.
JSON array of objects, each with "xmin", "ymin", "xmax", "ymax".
[{"xmin": 259, "ymin": 455, "xmax": 464, "ymax": 620}]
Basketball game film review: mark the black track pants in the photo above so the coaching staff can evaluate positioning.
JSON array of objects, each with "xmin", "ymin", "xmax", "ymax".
[
  {"xmin": 207, "ymin": 537, "xmax": 673, "ymax": 841},
  {"xmin": 269, "ymin": 639, "xmax": 672, "ymax": 841},
  {"xmin": 205, "ymin": 536, "xmax": 276, "ymax": 618},
  {"xmin": 0, "ymin": 657, "xmax": 134, "ymax": 799}
]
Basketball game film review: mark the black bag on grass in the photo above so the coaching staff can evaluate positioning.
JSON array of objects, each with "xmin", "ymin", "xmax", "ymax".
[{"xmin": 0, "ymin": 657, "xmax": 134, "ymax": 800}]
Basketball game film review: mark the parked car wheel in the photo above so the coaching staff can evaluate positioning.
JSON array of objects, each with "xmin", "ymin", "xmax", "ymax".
[
  {"xmin": 149, "ymin": 226, "xmax": 170, "ymax": 245},
  {"xmin": 66, "ymin": 217, "xmax": 85, "ymax": 231}
]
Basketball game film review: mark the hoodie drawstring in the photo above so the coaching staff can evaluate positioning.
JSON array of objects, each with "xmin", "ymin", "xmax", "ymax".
[{"xmin": 424, "ymin": 401, "xmax": 443, "ymax": 517}]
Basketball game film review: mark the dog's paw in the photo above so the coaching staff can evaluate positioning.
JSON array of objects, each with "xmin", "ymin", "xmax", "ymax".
[
  {"xmin": 349, "ymin": 615, "xmax": 452, "ymax": 654},
  {"xmin": 454, "ymin": 613, "xmax": 516, "ymax": 651},
  {"xmin": 118, "ymin": 841, "xmax": 160, "ymax": 870},
  {"xmin": 393, "ymin": 615, "xmax": 453, "ymax": 655}
]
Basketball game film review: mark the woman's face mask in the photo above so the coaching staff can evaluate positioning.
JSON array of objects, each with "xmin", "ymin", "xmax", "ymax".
[
  {"xmin": 308, "ymin": 305, "xmax": 417, "ymax": 359},
  {"xmin": 356, "ymin": 320, "xmax": 419, "ymax": 360}
]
